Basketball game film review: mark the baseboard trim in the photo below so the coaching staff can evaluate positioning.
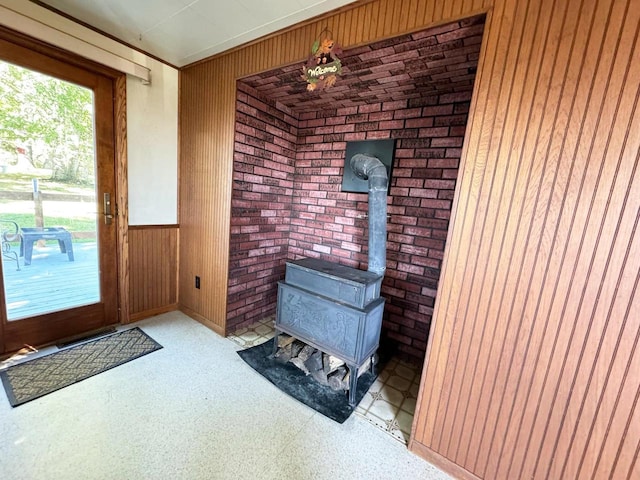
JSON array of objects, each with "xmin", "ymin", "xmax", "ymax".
[
  {"xmin": 129, "ymin": 304, "xmax": 178, "ymax": 322},
  {"xmin": 179, "ymin": 305, "xmax": 225, "ymax": 336},
  {"xmin": 409, "ymin": 439, "xmax": 481, "ymax": 480}
]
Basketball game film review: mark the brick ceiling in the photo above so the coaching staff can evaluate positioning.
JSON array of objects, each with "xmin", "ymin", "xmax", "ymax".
[{"xmin": 240, "ymin": 15, "xmax": 485, "ymax": 114}]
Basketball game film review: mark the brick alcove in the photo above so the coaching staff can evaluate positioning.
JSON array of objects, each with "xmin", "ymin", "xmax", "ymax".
[{"xmin": 228, "ymin": 15, "xmax": 485, "ymax": 363}]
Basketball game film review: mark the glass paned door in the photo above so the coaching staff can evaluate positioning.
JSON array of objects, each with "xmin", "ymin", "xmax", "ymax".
[
  {"xmin": 0, "ymin": 61, "xmax": 100, "ymax": 320},
  {"xmin": 0, "ymin": 34, "xmax": 119, "ymax": 354}
]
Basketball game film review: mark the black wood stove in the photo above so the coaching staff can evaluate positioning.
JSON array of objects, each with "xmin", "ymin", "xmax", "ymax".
[{"xmin": 274, "ymin": 152, "xmax": 389, "ymax": 406}]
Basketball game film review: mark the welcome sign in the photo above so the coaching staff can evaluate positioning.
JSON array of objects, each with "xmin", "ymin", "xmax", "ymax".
[
  {"xmin": 302, "ymin": 30, "xmax": 342, "ymax": 91},
  {"xmin": 306, "ymin": 62, "xmax": 341, "ymax": 79}
]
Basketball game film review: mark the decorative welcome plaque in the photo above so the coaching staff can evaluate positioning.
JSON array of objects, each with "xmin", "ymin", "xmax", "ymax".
[{"xmin": 302, "ymin": 30, "xmax": 342, "ymax": 91}]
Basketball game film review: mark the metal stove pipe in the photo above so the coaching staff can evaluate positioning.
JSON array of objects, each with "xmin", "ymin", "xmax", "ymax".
[{"xmin": 350, "ymin": 153, "xmax": 388, "ymax": 276}]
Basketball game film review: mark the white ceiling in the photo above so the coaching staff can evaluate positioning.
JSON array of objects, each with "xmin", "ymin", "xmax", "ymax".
[{"xmin": 36, "ymin": 0, "xmax": 357, "ymax": 67}]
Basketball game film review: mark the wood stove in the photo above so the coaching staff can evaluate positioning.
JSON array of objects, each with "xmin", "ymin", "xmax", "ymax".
[
  {"xmin": 274, "ymin": 151, "xmax": 389, "ymax": 406},
  {"xmin": 274, "ymin": 259, "xmax": 384, "ymax": 405}
]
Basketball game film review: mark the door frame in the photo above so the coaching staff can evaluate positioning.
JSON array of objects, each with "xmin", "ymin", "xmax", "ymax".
[{"xmin": 0, "ymin": 25, "xmax": 129, "ymax": 355}]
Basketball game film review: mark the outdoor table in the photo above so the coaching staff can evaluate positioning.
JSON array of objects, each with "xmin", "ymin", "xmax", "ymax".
[{"xmin": 20, "ymin": 227, "xmax": 74, "ymax": 265}]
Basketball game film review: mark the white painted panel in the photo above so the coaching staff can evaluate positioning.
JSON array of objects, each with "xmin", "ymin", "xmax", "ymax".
[{"xmin": 127, "ymin": 65, "xmax": 178, "ymax": 225}]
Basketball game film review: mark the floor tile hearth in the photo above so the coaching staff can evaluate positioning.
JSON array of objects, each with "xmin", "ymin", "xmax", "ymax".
[{"xmin": 228, "ymin": 316, "xmax": 421, "ymax": 444}]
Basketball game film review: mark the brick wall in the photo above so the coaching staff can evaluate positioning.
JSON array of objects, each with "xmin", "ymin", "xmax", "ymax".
[
  {"xmin": 290, "ymin": 93, "xmax": 471, "ymax": 361},
  {"xmin": 227, "ymin": 17, "xmax": 483, "ymax": 361},
  {"xmin": 227, "ymin": 83, "xmax": 297, "ymax": 331},
  {"xmin": 229, "ymin": 87, "xmax": 473, "ymax": 363},
  {"xmin": 229, "ymin": 85, "xmax": 471, "ymax": 362}
]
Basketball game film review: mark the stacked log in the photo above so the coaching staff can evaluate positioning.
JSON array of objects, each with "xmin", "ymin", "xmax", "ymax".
[{"xmin": 273, "ymin": 335, "xmax": 374, "ymax": 391}]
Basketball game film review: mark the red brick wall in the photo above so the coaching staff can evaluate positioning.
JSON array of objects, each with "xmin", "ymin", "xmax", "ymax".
[
  {"xmin": 227, "ymin": 83, "xmax": 297, "ymax": 331},
  {"xmin": 291, "ymin": 93, "xmax": 471, "ymax": 361},
  {"xmin": 229, "ymin": 84, "xmax": 472, "ymax": 362}
]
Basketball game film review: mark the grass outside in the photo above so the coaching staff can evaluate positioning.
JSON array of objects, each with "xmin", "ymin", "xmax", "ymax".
[
  {"xmin": 2, "ymin": 213, "xmax": 95, "ymax": 232},
  {"xmin": 1, "ymin": 212, "xmax": 96, "ymax": 246},
  {"xmin": 0, "ymin": 172, "xmax": 93, "ymax": 195},
  {"xmin": 0, "ymin": 174, "xmax": 96, "ymax": 244}
]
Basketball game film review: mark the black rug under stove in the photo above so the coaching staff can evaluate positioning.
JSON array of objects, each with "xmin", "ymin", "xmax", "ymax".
[{"xmin": 237, "ymin": 338, "xmax": 377, "ymax": 424}]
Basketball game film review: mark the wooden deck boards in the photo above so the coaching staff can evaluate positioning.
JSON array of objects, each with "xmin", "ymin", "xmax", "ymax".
[{"xmin": 2, "ymin": 242, "xmax": 99, "ymax": 320}]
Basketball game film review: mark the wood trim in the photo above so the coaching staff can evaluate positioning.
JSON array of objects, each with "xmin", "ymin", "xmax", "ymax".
[
  {"xmin": 115, "ymin": 74, "xmax": 130, "ymax": 324},
  {"xmin": 128, "ymin": 224, "xmax": 179, "ymax": 230},
  {"xmin": 2, "ymin": 305, "xmax": 106, "ymax": 353},
  {"xmin": 129, "ymin": 304, "xmax": 178, "ymax": 322},
  {"xmin": 179, "ymin": 305, "xmax": 225, "ymax": 336},
  {"xmin": 409, "ymin": 440, "xmax": 482, "ymax": 480},
  {"xmin": 176, "ymin": 67, "xmax": 182, "ymax": 306},
  {"xmin": 94, "ymin": 73, "xmax": 119, "ymax": 327}
]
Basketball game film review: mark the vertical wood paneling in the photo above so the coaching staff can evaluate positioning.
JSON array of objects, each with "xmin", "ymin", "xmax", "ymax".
[
  {"xmin": 408, "ymin": 0, "xmax": 640, "ymax": 478},
  {"xmin": 114, "ymin": 74, "xmax": 130, "ymax": 324},
  {"xmin": 434, "ymin": 0, "xmax": 536, "ymax": 461},
  {"xmin": 403, "ymin": 0, "xmax": 418, "ymax": 31},
  {"xmin": 413, "ymin": 0, "xmax": 507, "ymax": 448},
  {"xmin": 354, "ymin": 7, "xmax": 366, "ymax": 44},
  {"xmin": 390, "ymin": 0, "xmax": 402, "ymax": 36},
  {"xmin": 129, "ymin": 226, "xmax": 178, "ymax": 319},
  {"xmin": 498, "ymin": 0, "xmax": 622, "ymax": 474},
  {"xmin": 370, "ymin": 1, "xmax": 382, "ymax": 37},
  {"xmin": 180, "ymin": 0, "xmax": 640, "ymax": 478},
  {"xmin": 415, "ymin": 0, "xmax": 427, "ymax": 25},
  {"xmin": 442, "ymin": 0, "xmax": 542, "ymax": 463},
  {"xmin": 533, "ymin": 4, "xmax": 639, "ymax": 477}
]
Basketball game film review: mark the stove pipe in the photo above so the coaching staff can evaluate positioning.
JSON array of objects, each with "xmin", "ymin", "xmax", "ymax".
[{"xmin": 350, "ymin": 153, "xmax": 388, "ymax": 276}]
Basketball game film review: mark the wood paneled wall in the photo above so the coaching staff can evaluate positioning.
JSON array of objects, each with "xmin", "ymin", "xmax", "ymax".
[
  {"xmin": 128, "ymin": 226, "xmax": 178, "ymax": 320},
  {"xmin": 411, "ymin": 0, "xmax": 640, "ymax": 479},
  {"xmin": 180, "ymin": 0, "xmax": 640, "ymax": 478}
]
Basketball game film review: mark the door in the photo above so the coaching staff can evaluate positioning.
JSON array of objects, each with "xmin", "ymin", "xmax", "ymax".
[{"xmin": 0, "ymin": 37, "xmax": 118, "ymax": 354}]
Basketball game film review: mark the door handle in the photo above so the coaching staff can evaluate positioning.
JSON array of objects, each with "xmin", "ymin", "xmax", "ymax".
[{"xmin": 103, "ymin": 193, "xmax": 113, "ymax": 225}]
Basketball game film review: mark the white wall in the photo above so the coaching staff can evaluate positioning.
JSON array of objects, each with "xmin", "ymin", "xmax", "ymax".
[
  {"xmin": 126, "ymin": 67, "xmax": 178, "ymax": 225},
  {"xmin": 0, "ymin": 0, "xmax": 178, "ymax": 225}
]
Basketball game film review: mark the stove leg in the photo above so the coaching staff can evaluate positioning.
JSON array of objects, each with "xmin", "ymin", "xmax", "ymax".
[
  {"xmin": 347, "ymin": 364, "xmax": 358, "ymax": 406},
  {"xmin": 271, "ymin": 329, "xmax": 280, "ymax": 356}
]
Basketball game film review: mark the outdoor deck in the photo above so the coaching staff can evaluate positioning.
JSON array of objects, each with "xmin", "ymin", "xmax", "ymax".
[{"xmin": 1, "ymin": 241, "xmax": 99, "ymax": 320}]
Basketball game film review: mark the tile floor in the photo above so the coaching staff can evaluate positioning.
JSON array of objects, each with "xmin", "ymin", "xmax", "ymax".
[{"xmin": 228, "ymin": 315, "xmax": 421, "ymax": 444}]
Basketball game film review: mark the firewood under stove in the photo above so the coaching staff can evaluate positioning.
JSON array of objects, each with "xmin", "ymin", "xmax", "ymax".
[{"xmin": 274, "ymin": 335, "xmax": 376, "ymax": 391}]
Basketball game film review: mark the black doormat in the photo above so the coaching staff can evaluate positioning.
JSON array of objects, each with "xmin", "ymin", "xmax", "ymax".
[
  {"xmin": 0, "ymin": 327, "xmax": 162, "ymax": 407},
  {"xmin": 237, "ymin": 338, "xmax": 377, "ymax": 424}
]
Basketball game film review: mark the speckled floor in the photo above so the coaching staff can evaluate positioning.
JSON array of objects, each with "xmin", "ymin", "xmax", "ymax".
[
  {"xmin": 228, "ymin": 315, "xmax": 422, "ymax": 444},
  {"xmin": 0, "ymin": 312, "xmax": 451, "ymax": 480}
]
